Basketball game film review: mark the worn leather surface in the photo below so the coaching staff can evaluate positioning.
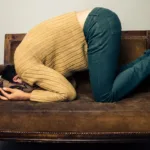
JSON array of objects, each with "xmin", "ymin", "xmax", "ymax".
[
  {"xmin": 0, "ymin": 90, "xmax": 150, "ymax": 132},
  {"xmin": 1, "ymin": 31, "xmax": 150, "ymax": 134}
]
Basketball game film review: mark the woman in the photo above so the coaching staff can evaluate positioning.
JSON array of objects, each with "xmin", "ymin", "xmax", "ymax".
[{"xmin": 0, "ymin": 7, "xmax": 150, "ymax": 102}]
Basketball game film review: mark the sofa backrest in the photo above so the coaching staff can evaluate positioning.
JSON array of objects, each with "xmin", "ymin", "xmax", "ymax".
[{"xmin": 4, "ymin": 31, "xmax": 150, "ymax": 94}]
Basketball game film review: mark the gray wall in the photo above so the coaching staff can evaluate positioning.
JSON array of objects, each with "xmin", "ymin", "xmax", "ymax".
[{"xmin": 0, "ymin": 0, "xmax": 150, "ymax": 64}]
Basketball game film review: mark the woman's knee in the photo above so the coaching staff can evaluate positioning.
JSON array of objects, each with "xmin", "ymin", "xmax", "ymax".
[{"xmin": 94, "ymin": 91, "xmax": 119, "ymax": 103}]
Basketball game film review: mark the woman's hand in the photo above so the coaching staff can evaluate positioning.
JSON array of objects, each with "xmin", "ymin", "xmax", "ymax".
[{"xmin": 0, "ymin": 87, "xmax": 31, "ymax": 101}]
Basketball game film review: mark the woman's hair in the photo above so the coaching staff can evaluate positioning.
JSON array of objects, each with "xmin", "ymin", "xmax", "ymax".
[
  {"xmin": 0, "ymin": 65, "xmax": 38, "ymax": 93},
  {"xmin": 1, "ymin": 65, "xmax": 17, "ymax": 83}
]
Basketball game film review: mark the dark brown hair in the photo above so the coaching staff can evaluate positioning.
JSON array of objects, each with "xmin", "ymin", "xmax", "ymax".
[{"xmin": 1, "ymin": 65, "xmax": 17, "ymax": 83}]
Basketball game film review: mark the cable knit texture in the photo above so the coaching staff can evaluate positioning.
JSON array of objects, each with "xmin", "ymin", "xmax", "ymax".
[{"xmin": 14, "ymin": 11, "xmax": 88, "ymax": 102}]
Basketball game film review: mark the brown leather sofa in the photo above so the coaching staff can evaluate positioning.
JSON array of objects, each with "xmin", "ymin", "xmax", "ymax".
[{"xmin": 1, "ymin": 31, "xmax": 150, "ymax": 143}]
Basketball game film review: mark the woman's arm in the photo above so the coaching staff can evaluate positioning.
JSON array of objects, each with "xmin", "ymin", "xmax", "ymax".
[
  {"xmin": 19, "ymin": 64, "xmax": 77, "ymax": 102},
  {"xmin": 0, "ymin": 87, "xmax": 31, "ymax": 101}
]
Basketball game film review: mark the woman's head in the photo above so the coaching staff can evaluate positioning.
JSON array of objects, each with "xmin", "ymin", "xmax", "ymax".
[
  {"xmin": 1, "ymin": 65, "xmax": 22, "ymax": 83},
  {"xmin": 0, "ymin": 64, "xmax": 35, "ymax": 93}
]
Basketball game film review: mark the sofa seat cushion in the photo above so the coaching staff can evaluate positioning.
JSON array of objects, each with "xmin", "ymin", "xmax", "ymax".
[{"xmin": 0, "ymin": 90, "xmax": 150, "ymax": 133}]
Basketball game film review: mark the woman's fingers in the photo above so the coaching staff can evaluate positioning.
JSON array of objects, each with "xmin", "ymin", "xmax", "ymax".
[
  {"xmin": 0, "ymin": 88, "xmax": 9, "ymax": 100},
  {"xmin": 0, "ymin": 95, "xmax": 8, "ymax": 100},
  {"xmin": 0, "ymin": 88, "xmax": 10, "ymax": 99},
  {"xmin": 3, "ymin": 87, "xmax": 14, "ymax": 93}
]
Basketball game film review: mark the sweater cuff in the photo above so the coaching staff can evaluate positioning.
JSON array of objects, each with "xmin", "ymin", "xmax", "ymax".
[{"xmin": 30, "ymin": 90, "xmax": 52, "ymax": 102}]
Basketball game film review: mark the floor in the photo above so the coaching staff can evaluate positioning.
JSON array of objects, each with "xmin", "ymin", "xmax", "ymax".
[{"xmin": 0, "ymin": 141, "xmax": 150, "ymax": 150}]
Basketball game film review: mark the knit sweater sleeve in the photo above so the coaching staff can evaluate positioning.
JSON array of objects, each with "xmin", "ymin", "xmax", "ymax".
[{"xmin": 21, "ymin": 64, "xmax": 77, "ymax": 102}]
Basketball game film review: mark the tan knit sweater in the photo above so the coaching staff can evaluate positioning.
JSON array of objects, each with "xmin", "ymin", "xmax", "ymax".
[{"xmin": 14, "ymin": 11, "xmax": 88, "ymax": 102}]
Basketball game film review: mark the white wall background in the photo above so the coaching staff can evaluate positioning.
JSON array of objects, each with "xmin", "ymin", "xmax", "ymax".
[{"xmin": 0, "ymin": 0, "xmax": 150, "ymax": 64}]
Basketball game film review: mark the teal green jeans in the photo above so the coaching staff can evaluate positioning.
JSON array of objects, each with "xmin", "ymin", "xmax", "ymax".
[{"xmin": 83, "ymin": 7, "xmax": 150, "ymax": 102}]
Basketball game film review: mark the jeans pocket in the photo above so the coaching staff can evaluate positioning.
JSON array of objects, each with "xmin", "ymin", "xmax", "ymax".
[{"xmin": 107, "ymin": 13, "xmax": 122, "ymax": 35}]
